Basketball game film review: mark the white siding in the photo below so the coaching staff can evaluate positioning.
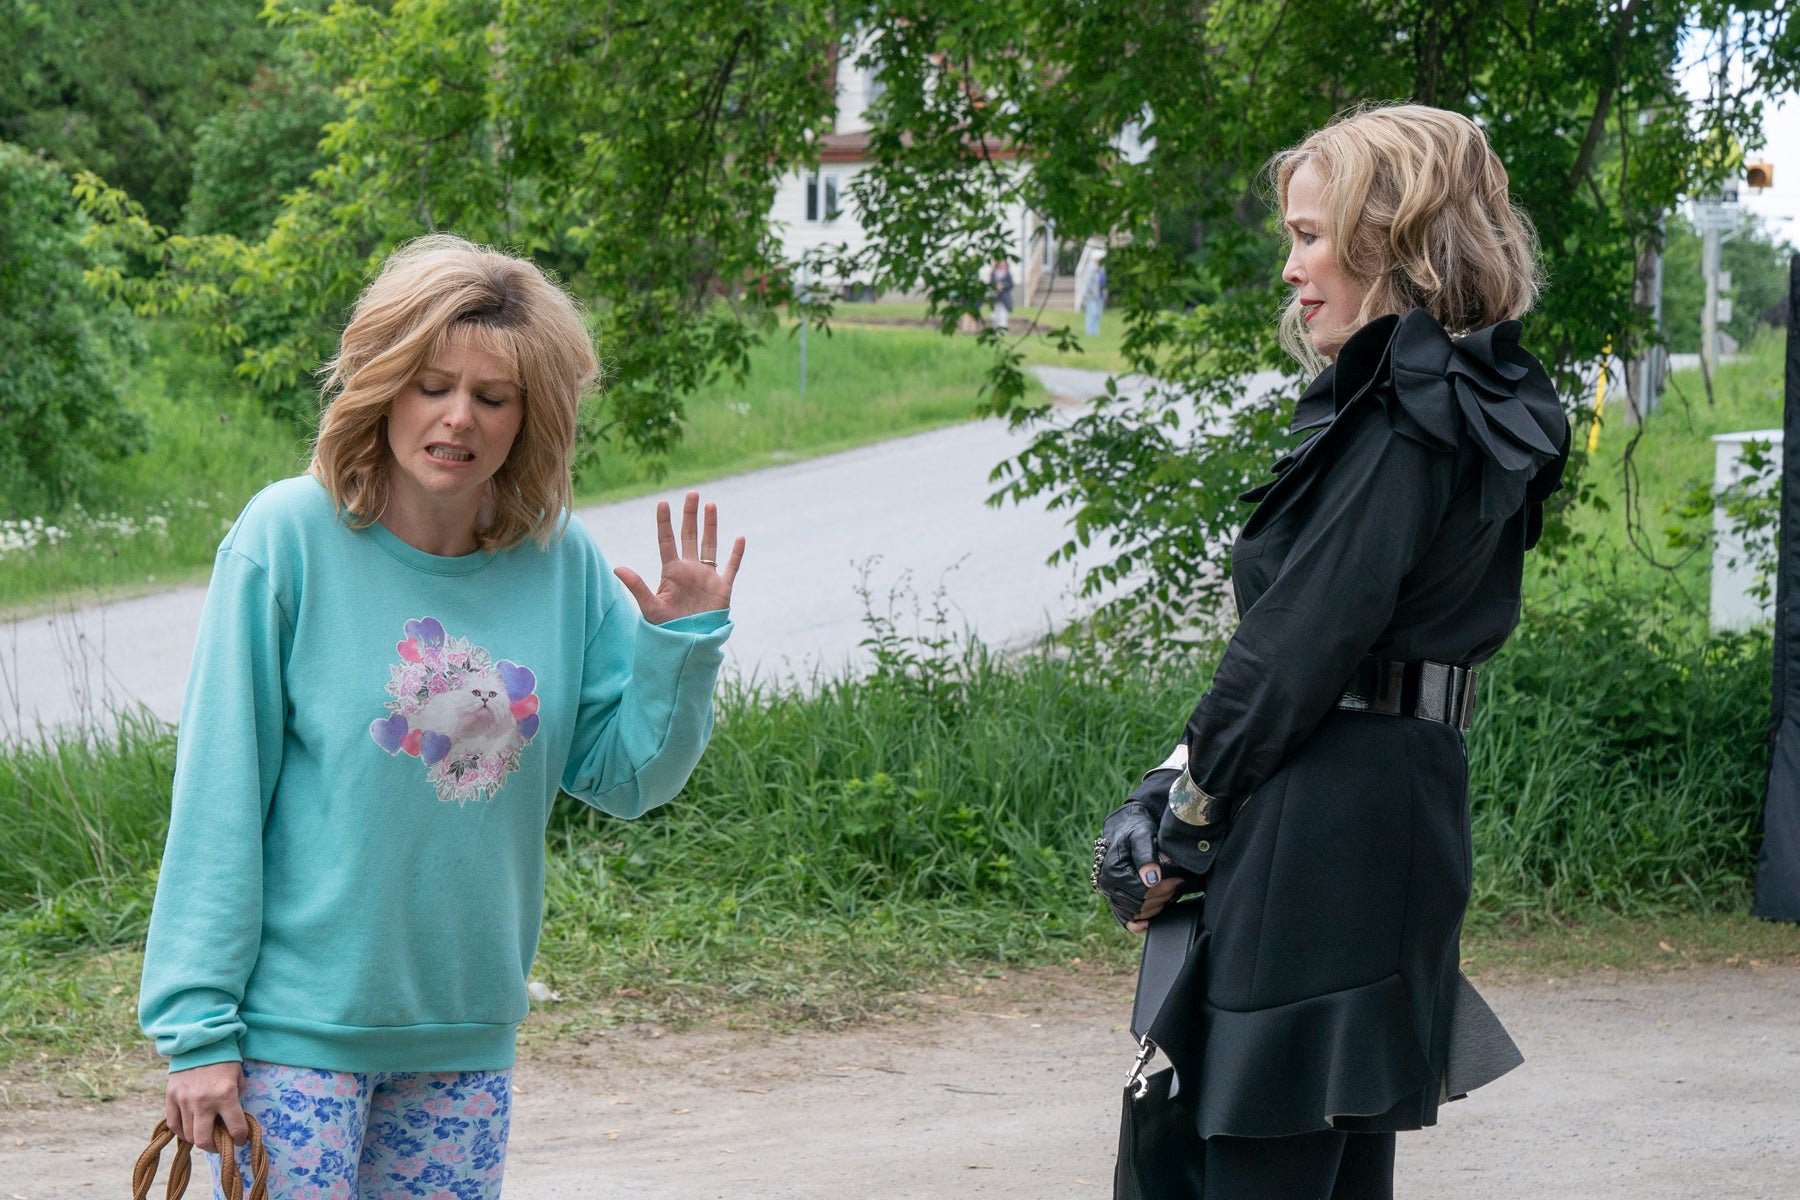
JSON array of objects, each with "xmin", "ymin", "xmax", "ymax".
[
  {"xmin": 834, "ymin": 35, "xmax": 879, "ymax": 134},
  {"xmin": 770, "ymin": 162, "xmax": 1037, "ymax": 297},
  {"xmin": 770, "ymin": 165, "xmax": 874, "ymax": 284}
]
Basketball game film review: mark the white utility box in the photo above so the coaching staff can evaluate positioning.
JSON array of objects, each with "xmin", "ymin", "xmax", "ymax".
[{"xmin": 1711, "ymin": 429, "xmax": 1783, "ymax": 632}]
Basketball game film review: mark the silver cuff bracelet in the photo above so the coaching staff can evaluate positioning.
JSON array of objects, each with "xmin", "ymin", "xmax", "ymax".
[{"xmin": 1167, "ymin": 765, "xmax": 1225, "ymax": 827}]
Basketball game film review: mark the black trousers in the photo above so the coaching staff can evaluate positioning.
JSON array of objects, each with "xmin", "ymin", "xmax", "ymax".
[{"xmin": 1203, "ymin": 1130, "xmax": 1395, "ymax": 1200}]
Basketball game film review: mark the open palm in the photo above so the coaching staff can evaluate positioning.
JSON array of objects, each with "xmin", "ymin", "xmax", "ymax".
[{"xmin": 614, "ymin": 491, "xmax": 744, "ymax": 624}]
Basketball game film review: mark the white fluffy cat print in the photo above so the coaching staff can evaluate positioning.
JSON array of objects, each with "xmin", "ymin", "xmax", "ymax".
[{"xmin": 369, "ymin": 616, "xmax": 541, "ymax": 803}]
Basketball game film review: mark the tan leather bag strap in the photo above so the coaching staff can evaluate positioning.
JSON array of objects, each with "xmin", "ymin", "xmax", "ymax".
[{"xmin": 131, "ymin": 1114, "xmax": 268, "ymax": 1200}]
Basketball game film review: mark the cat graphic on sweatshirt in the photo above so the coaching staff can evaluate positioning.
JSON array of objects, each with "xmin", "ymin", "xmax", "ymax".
[{"xmin": 369, "ymin": 617, "xmax": 540, "ymax": 803}]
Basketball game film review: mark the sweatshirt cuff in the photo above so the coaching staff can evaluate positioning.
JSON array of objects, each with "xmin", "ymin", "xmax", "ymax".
[
  {"xmin": 170, "ymin": 1038, "xmax": 244, "ymax": 1073},
  {"xmin": 655, "ymin": 608, "xmax": 731, "ymax": 637}
]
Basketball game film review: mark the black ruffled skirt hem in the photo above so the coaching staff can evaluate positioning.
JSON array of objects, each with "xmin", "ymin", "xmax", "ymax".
[
  {"xmin": 1164, "ymin": 968, "xmax": 1522, "ymax": 1139},
  {"xmin": 1180, "ymin": 973, "xmax": 1431, "ymax": 1138}
]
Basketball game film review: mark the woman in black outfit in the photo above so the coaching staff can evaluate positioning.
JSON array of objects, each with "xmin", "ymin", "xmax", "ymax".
[{"xmin": 1094, "ymin": 104, "xmax": 1570, "ymax": 1199}]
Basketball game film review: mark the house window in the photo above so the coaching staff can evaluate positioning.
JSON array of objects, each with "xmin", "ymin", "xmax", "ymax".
[{"xmin": 805, "ymin": 173, "xmax": 841, "ymax": 223}]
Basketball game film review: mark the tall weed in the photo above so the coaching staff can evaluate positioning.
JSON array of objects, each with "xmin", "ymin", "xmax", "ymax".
[
  {"xmin": 0, "ymin": 710, "xmax": 173, "ymax": 957},
  {"xmin": 0, "ymin": 586, "xmax": 1773, "ymax": 1014},
  {"xmin": 1469, "ymin": 587, "xmax": 1768, "ymax": 918}
]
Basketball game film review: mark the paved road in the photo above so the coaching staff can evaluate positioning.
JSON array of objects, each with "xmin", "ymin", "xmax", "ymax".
[
  {"xmin": 6, "ymin": 966, "xmax": 1797, "ymax": 1198},
  {"xmin": 0, "ymin": 368, "xmax": 1281, "ymax": 739}
]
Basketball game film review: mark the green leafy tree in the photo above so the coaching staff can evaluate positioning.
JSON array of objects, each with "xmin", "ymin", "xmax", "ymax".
[
  {"xmin": 0, "ymin": 0, "xmax": 281, "ymax": 229},
  {"xmin": 183, "ymin": 50, "xmax": 342, "ymax": 241},
  {"xmin": 86, "ymin": 0, "xmax": 841, "ymax": 456},
  {"xmin": 827, "ymin": 0, "xmax": 1799, "ymax": 638},
  {"xmin": 0, "ymin": 143, "xmax": 144, "ymax": 516}
]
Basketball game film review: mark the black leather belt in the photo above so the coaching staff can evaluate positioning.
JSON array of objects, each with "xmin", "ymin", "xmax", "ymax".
[{"xmin": 1335, "ymin": 655, "xmax": 1477, "ymax": 731}]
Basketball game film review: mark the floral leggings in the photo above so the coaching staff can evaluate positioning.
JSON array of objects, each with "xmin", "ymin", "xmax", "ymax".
[{"xmin": 207, "ymin": 1060, "xmax": 512, "ymax": 1200}]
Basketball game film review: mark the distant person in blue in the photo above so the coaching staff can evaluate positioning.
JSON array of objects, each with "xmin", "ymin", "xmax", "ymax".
[
  {"xmin": 991, "ymin": 257, "xmax": 1014, "ymax": 333},
  {"xmin": 139, "ymin": 234, "xmax": 744, "ymax": 1199},
  {"xmin": 1083, "ymin": 260, "xmax": 1107, "ymax": 336}
]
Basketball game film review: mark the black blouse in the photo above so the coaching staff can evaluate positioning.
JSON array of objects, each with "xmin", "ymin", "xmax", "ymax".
[{"xmin": 1178, "ymin": 308, "xmax": 1569, "ymax": 810}]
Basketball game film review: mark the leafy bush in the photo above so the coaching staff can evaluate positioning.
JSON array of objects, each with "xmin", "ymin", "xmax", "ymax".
[
  {"xmin": 0, "ymin": 0, "xmax": 279, "ymax": 229},
  {"xmin": 183, "ymin": 57, "xmax": 341, "ymax": 241},
  {"xmin": 0, "ymin": 142, "xmax": 145, "ymax": 515}
]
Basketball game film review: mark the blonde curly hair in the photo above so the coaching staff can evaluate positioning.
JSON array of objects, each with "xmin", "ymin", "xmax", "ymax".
[
  {"xmin": 1269, "ymin": 103, "xmax": 1543, "ymax": 373},
  {"xmin": 311, "ymin": 234, "xmax": 599, "ymax": 550}
]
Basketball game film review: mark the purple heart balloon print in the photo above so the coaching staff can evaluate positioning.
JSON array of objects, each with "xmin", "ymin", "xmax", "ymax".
[{"xmin": 370, "ymin": 713, "xmax": 409, "ymax": 754}]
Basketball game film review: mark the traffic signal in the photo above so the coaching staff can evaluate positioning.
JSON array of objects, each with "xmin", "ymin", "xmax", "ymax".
[{"xmin": 1746, "ymin": 161, "xmax": 1773, "ymax": 190}]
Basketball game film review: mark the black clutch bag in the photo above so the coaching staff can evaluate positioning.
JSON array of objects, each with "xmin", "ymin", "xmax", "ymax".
[{"xmin": 1114, "ymin": 890, "xmax": 1207, "ymax": 1200}]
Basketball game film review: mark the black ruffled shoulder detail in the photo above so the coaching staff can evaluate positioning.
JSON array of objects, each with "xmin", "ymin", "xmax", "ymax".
[{"xmin": 1241, "ymin": 309, "xmax": 1569, "ymax": 547}]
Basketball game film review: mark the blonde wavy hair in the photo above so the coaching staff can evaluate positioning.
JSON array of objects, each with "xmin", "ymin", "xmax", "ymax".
[
  {"xmin": 1269, "ymin": 103, "xmax": 1543, "ymax": 373},
  {"xmin": 311, "ymin": 234, "xmax": 598, "ymax": 550}
]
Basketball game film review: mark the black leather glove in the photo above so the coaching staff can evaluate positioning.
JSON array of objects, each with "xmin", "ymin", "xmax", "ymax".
[{"xmin": 1093, "ymin": 797, "xmax": 1166, "ymax": 927}]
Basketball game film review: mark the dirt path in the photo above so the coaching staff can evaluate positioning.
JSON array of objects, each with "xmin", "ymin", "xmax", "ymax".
[{"xmin": 5, "ymin": 965, "xmax": 1797, "ymax": 1199}]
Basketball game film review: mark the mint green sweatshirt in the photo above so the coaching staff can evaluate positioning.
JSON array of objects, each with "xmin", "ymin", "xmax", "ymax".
[{"xmin": 139, "ymin": 476, "xmax": 731, "ymax": 1073}]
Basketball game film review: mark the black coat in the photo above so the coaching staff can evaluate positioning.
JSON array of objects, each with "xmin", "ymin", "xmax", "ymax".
[{"xmin": 1146, "ymin": 308, "xmax": 1569, "ymax": 1138}]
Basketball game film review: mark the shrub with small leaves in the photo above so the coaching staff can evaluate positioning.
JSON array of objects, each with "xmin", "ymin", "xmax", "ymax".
[{"xmin": 0, "ymin": 142, "xmax": 144, "ymax": 515}]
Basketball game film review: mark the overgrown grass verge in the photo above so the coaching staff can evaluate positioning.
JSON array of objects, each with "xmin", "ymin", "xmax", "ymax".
[
  {"xmin": 0, "ymin": 324, "xmax": 309, "ymax": 614},
  {"xmin": 5, "ymin": 326, "xmax": 1793, "ymax": 1084},
  {"xmin": 1, "ymin": 321, "xmax": 1021, "ymax": 613},
  {"xmin": 1532, "ymin": 330, "xmax": 1787, "ymax": 626},
  {"xmin": 4, "ymin": 589, "xmax": 1789, "ymax": 1078},
  {"xmin": 575, "ymin": 323, "xmax": 1025, "ymax": 501}
]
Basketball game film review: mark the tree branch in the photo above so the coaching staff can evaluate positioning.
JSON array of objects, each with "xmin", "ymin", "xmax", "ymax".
[{"xmin": 1564, "ymin": 0, "xmax": 1642, "ymax": 197}]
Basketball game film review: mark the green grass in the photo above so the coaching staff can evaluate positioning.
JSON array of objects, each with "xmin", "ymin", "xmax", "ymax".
[
  {"xmin": 575, "ymin": 323, "xmax": 1029, "ymax": 500},
  {"xmin": 1531, "ymin": 330, "xmax": 1788, "ymax": 625},
  {"xmin": 829, "ymin": 299, "xmax": 1134, "ymax": 373},
  {"xmin": 1, "ymin": 593, "xmax": 1784, "ymax": 1073},
  {"xmin": 0, "ymin": 325, "xmax": 310, "ymax": 614}
]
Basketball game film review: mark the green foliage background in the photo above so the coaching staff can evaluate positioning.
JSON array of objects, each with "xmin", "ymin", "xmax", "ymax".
[
  {"xmin": 0, "ymin": 0, "xmax": 279, "ymax": 230},
  {"xmin": 21, "ymin": 0, "xmax": 1797, "ymax": 633},
  {"xmin": 1659, "ymin": 209, "xmax": 1796, "ymax": 353},
  {"xmin": 0, "ymin": 144, "xmax": 143, "ymax": 515},
  {"xmin": 833, "ymin": 0, "xmax": 1800, "ymax": 638},
  {"xmin": 182, "ymin": 48, "xmax": 341, "ymax": 242},
  {"xmin": 83, "ymin": 0, "xmax": 845, "ymax": 446}
]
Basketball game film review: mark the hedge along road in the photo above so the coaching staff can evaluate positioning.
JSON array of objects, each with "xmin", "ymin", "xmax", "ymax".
[{"xmin": 3, "ymin": 366, "xmax": 1253, "ymax": 740}]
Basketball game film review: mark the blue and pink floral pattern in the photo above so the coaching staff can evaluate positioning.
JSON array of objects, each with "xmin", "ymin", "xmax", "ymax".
[{"xmin": 209, "ymin": 1061, "xmax": 512, "ymax": 1200}]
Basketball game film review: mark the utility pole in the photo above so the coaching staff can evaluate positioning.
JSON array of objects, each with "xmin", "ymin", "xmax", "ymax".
[
  {"xmin": 1695, "ymin": 179, "xmax": 1740, "ymax": 378},
  {"xmin": 1636, "ymin": 213, "xmax": 1667, "ymax": 419}
]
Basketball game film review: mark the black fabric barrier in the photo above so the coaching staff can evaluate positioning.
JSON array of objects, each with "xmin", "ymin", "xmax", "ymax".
[{"xmin": 1753, "ymin": 253, "xmax": 1800, "ymax": 922}]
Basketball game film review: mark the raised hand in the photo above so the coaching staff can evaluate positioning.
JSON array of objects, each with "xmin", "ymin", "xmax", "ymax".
[{"xmin": 614, "ymin": 491, "xmax": 745, "ymax": 625}]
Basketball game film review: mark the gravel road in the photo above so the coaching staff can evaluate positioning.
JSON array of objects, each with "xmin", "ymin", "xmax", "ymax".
[{"xmin": 5, "ymin": 965, "xmax": 1797, "ymax": 1199}]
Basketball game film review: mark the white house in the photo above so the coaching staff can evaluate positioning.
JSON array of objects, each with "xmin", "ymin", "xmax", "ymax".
[{"xmin": 768, "ymin": 41, "xmax": 1061, "ymax": 305}]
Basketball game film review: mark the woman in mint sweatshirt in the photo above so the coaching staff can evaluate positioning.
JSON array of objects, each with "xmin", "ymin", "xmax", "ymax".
[{"xmin": 139, "ymin": 234, "xmax": 743, "ymax": 1199}]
